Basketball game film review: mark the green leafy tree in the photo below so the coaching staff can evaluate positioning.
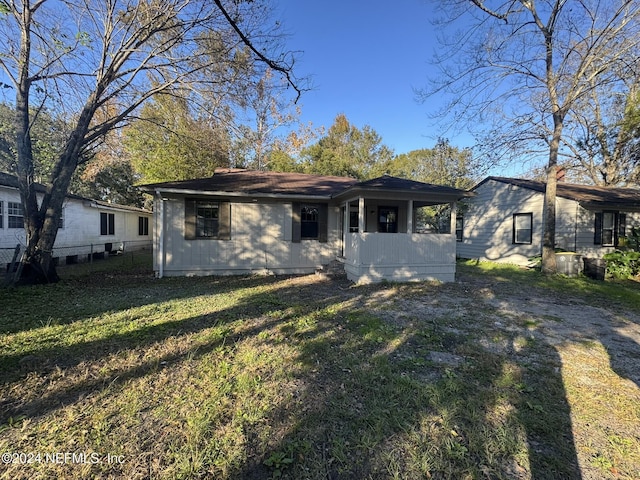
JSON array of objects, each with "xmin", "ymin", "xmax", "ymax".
[
  {"xmin": 0, "ymin": 103, "xmax": 67, "ymax": 181},
  {"xmin": 124, "ymin": 93, "xmax": 230, "ymax": 183},
  {"xmin": 373, "ymin": 138, "xmax": 476, "ymax": 189},
  {"xmin": 299, "ymin": 114, "xmax": 394, "ymax": 179}
]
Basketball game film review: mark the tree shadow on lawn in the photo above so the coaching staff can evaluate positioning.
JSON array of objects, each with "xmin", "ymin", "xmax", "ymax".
[
  {"xmin": 230, "ymin": 276, "xmax": 583, "ymax": 479},
  {"xmin": 1, "ymin": 270, "xmax": 585, "ymax": 479},
  {"xmin": 0, "ymin": 271, "xmax": 276, "ymax": 336},
  {"xmin": 0, "ymin": 277, "xmax": 299, "ymax": 422}
]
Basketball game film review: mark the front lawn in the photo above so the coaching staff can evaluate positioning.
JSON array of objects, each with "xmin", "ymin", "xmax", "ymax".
[{"xmin": 1, "ymin": 257, "xmax": 639, "ymax": 479}]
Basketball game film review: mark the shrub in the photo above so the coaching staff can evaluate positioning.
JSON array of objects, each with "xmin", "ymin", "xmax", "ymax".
[{"xmin": 603, "ymin": 250, "xmax": 640, "ymax": 279}]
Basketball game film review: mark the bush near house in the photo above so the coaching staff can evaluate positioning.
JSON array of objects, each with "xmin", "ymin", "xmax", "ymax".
[{"xmin": 604, "ymin": 227, "xmax": 640, "ymax": 279}]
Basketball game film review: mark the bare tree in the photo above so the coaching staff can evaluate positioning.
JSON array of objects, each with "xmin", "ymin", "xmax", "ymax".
[
  {"xmin": 231, "ymin": 68, "xmax": 302, "ymax": 171},
  {"xmin": 566, "ymin": 73, "xmax": 640, "ymax": 186},
  {"xmin": 0, "ymin": 0, "xmax": 301, "ymax": 283},
  {"xmin": 421, "ymin": 0, "xmax": 640, "ymax": 273}
]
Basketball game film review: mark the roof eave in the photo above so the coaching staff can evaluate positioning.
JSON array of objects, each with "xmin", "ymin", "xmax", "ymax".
[{"xmin": 148, "ymin": 187, "xmax": 334, "ymax": 201}]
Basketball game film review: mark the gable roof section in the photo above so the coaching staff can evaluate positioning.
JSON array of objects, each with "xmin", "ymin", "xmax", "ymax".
[
  {"xmin": 141, "ymin": 168, "xmax": 358, "ymax": 199},
  {"xmin": 335, "ymin": 175, "xmax": 474, "ymax": 201},
  {"xmin": 143, "ymin": 169, "xmax": 474, "ymax": 203},
  {"xmin": 478, "ymin": 176, "xmax": 640, "ymax": 211}
]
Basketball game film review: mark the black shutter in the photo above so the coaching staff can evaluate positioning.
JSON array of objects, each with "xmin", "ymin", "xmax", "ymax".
[
  {"xmin": 618, "ymin": 213, "xmax": 626, "ymax": 239},
  {"xmin": 292, "ymin": 202, "xmax": 301, "ymax": 243},
  {"xmin": 100, "ymin": 212, "xmax": 107, "ymax": 235},
  {"xmin": 185, "ymin": 199, "xmax": 196, "ymax": 240},
  {"xmin": 318, "ymin": 204, "xmax": 329, "ymax": 243},
  {"xmin": 594, "ymin": 212, "xmax": 602, "ymax": 245},
  {"xmin": 218, "ymin": 202, "xmax": 231, "ymax": 240},
  {"xmin": 108, "ymin": 214, "xmax": 115, "ymax": 235}
]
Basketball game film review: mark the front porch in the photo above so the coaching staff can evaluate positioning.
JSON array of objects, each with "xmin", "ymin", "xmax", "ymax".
[
  {"xmin": 333, "ymin": 176, "xmax": 471, "ymax": 284},
  {"xmin": 342, "ymin": 232, "xmax": 456, "ymax": 283}
]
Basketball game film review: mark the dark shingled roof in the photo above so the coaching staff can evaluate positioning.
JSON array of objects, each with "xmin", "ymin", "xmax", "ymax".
[
  {"xmin": 482, "ymin": 177, "xmax": 640, "ymax": 209},
  {"xmin": 141, "ymin": 168, "xmax": 359, "ymax": 197},
  {"xmin": 143, "ymin": 169, "xmax": 473, "ymax": 201},
  {"xmin": 345, "ymin": 175, "xmax": 474, "ymax": 197},
  {"xmin": 0, "ymin": 171, "xmax": 21, "ymax": 189}
]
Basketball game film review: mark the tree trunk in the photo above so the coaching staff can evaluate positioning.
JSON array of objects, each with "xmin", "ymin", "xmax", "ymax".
[
  {"xmin": 541, "ymin": 164, "xmax": 558, "ymax": 275},
  {"xmin": 541, "ymin": 114, "xmax": 563, "ymax": 275}
]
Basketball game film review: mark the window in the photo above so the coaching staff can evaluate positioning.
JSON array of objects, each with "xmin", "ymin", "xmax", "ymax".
[
  {"xmin": 100, "ymin": 212, "xmax": 115, "ymax": 235},
  {"xmin": 196, "ymin": 202, "xmax": 219, "ymax": 238},
  {"xmin": 8, "ymin": 202, "xmax": 23, "ymax": 229},
  {"xmin": 139, "ymin": 216, "xmax": 149, "ymax": 236},
  {"xmin": 595, "ymin": 211, "xmax": 625, "ymax": 247},
  {"xmin": 349, "ymin": 211, "xmax": 359, "ymax": 233},
  {"xmin": 512, "ymin": 213, "xmax": 532, "ymax": 244},
  {"xmin": 301, "ymin": 205, "xmax": 319, "ymax": 239},
  {"xmin": 59, "ymin": 208, "xmax": 64, "ymax": 229},
  {"xmin": 378, "ymin": 207, "xmax": 398, "ymax": 233},
  {"xmin": 292, "ymin": 202, "xmax": 327, "ymax": 243},
  {"xmin": 455, "ymin": 215, "xmax": 464, "ymax": 242},
  {"xmin": 185, "ymin": 199, "xmax": 230, "ymax": 240},
  {"xmin": 0, "ymin": 201, "xmax": 3, "ymax": 228}
]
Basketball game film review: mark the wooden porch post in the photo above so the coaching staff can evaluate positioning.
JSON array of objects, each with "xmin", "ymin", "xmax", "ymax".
[
  {"xmin": 343, "ymin": 200, "xmax": 349, "ymax": 254},
  {"xmin": 358, "ymin": 197, "xmax": 366, "ymax": 232},
  {"xmin": 407, "ymin": 200, "xmax": 414, "ymax": 233},
  {"xmin": 450, "ymin": 201, "xmax": 457, "ymax": 236}
]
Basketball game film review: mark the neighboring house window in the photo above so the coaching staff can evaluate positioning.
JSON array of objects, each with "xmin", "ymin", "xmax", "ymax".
[
  {"xmin": 455, "ymin": 215, "xmax": 463, "ymax": 242},
  {"xmin": 301, "ymin": 205, "xmax": 320, "ymax": 239},
  {"xmin": 378, "ymin": 207, "xmax": 398, "ymax": 233},
  {"xmin": 512, "ymin": 213, "xmax": 533, "ymax": 244},
  {"xmin": 8, "ymin": 202, "xmax": 23, "ymax": 229},
  {"xmin": 196, "ymin": 202, "xmax": 219, "ymax": 238},
  {"xmin": 0, "ymin": 201, "xmax": 3, "ymax": 228},
  {"xmin": 100, "ymin": 212, "xmax": 115, "ymax": 235},
  {"xmin": 139, "ymin": 216, "xmax": 149, "ymax": 236},
  {"xmin": 594, "ymin": 211, "xmax": 626, "ymax": 247},
  {"xmin": 184, "ymin": 199, "xmax": 231, "ymax": 240},
  {"xmin": 59, "ymin": 208, "xmax": 64, "ymax": 229}
]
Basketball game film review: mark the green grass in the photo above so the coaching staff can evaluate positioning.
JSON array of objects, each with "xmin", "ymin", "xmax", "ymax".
[
  {"xmin": 458, "ymin": 259, "xmax": 640, "ymax": 310},
  {"xmin": 1, "ymin": 256, "xmax": 639, "ymax": 479}
]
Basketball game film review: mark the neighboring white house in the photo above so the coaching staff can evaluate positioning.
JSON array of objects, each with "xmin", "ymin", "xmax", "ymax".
[
  {"xmin": 141, "ymin": 168, "xmax": 474, "ymax": 283},
  {"xmin": 0, "ymin": 172, "xmax": 153, "ymax": 265},
  {"xmin": 456, "ymin": 176, "xmax": 640, "ymax": 265}
]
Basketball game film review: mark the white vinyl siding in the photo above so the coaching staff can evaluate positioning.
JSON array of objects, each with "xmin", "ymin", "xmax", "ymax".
[{"xmin": 457, "ymin": 178, "xmax": 640, "ymax": 265}]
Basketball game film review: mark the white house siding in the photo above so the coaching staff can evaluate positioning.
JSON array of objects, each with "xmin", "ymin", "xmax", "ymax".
[
  {"xmin": 457, "ymin": 180, "xmax": 545, "ymax": 264},
  {"xmin": 154, "ymin": 197, "xmax": 341, "ymax": 277},
  {"xmin": 0, "ymin": 184, "xmax": 152, "ymax": 263},
  {"xmin": 457, "ymin": 178, "xmax": 640, "ymax": 265}
]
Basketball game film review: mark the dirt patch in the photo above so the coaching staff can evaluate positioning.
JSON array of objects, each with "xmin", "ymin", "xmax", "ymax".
[{"xmin": 302, "ymin": 269, "xmax": 640, "ymax": 479}]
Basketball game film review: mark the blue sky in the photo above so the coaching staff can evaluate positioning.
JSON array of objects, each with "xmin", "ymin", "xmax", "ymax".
[{"xmin": 276, "ymin": 0, "xmax": 473, "ymax": 156}]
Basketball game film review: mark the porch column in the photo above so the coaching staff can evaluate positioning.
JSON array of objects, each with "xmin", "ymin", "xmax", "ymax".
[
  {"xmin": 343, "ymin": 200, "xmax": 350, "ymax": 245},
  {"xmin": 342, "ymin": 200, "xmax": 351, "ymax": 235},
  {"xmin": 358, "ymin": 196, "xmax": 366, "ymax": 232},
  {"xmin": 450, "ymin": 201, "xmax": 457, "ymax": 237},
  {"xmin": 407, "ymin": 200, "xmax": 414, "ymax": 233}
]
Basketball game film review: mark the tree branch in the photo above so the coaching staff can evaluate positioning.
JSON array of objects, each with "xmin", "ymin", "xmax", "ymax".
[{"xmin": 212, "ymin": 0, "xmax": 301, "ymax": 102}]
